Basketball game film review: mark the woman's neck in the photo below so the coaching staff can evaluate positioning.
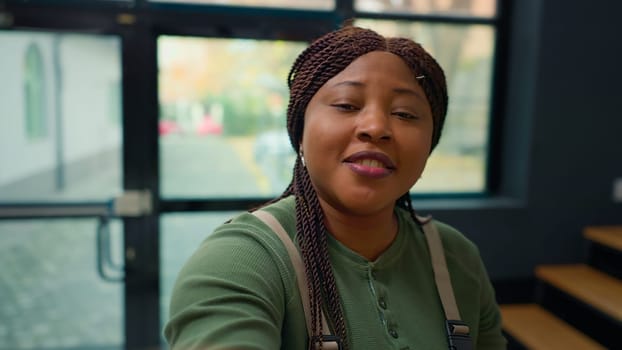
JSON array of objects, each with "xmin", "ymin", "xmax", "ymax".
[{"xmin": 319, "ymin": 200, "xmax": 398, "ymax": 261}]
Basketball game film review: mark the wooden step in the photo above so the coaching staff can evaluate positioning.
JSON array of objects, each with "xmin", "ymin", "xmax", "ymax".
[
  {"xmin": 584, "ymin": 226, "xmax": 622, "ymax": 252},
  {"xmin": 500, "ymin": 303, "xmax": 606, "ymax": 350},
  {"xmin": 535, "ymin": 264, "xmax": 622, "ymax": 321}
]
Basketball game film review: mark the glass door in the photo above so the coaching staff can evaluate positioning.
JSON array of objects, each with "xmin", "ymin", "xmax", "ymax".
[{"xmin": 0, "ymin": 30, "xmax": 125, "ymax": 349}]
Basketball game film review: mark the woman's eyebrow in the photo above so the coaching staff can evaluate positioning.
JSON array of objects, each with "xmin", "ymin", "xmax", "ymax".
[
  {"xmin": 393, "ymin": 87, "xmax": 426, "ymax": 101},
  {"xmin": 329, "ymin": 80, "xmax": 364, "ymax": 89},
  {"xmin": 328, "ymin": 80, "xmax": 426, "ymax": 102}
]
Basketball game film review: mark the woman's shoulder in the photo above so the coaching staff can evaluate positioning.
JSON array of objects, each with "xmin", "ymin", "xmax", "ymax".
[
  {"xmin": 229, "ymin": 195, "xmax": 297, "ymax": 239},
  {"xmin": 427, "ymin": 219, "xmax": 485, "ymax": 272},
  {"xmin": 397, "ymin": 208, "xmax": 477, "ymax": 250},
  {"xmin": 173, "ymin": 196, "xmax": 299, "ymax": 298},
  {"xmin": 205, "ymin": 195, "xmax": 296, "ymax": 246},
  {"xmin": 165, "ymin": 196, "xmax": 303, "ymax": 347},
  {"xmin": 432, "ymin": 220, "xmax": 478, "ymax": 251},
  {"xmin": 396, "ymin": 208, "xmax": 481, "ymax": 264}
]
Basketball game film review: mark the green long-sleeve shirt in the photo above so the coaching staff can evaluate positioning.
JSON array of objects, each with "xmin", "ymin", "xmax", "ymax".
[{"xmin": 164, "ymin": 196, "xmax": 506, "ymax": 349}]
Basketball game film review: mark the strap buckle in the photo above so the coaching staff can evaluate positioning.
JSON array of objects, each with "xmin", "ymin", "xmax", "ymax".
[
  {"xmin": 446, "ymin": 320, "xmax": 473, "ymax": 350},
  {"xmin": 309, "ymin": 335, "xmax": 343, "ymax": 350}
]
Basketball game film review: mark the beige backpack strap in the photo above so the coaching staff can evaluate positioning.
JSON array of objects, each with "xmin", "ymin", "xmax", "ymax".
[
  {"xmin": 418, "ymin": 215, "xmax": 472, "ymax": 350},
  {"xmin": 252, "ymin": 210, "xmax": 339, "ymax": 350}
]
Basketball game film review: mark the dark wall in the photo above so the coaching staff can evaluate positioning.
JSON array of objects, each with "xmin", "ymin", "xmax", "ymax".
[{"xmin": 420, "ymin": 0, "xmax": 622, "ymax": 280}]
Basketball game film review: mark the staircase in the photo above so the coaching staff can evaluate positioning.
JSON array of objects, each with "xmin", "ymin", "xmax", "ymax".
[{"xmin": 500, "ymin": 226, "xmax": 622, "ymax": 349}]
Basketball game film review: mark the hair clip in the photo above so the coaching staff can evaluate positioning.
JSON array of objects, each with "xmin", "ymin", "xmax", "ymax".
[{"xmin": 416, "ymin": 75, "xmax": 425, "ymax": 80}]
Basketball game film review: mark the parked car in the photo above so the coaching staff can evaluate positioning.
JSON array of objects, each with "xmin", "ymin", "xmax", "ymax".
[
  {"xmin": 196, "ymin": 115, "xmax": 223, "ymax": 136},
  {"xmin": 159, "ymin": 120, "xmax": 180, "ymax": 136}
]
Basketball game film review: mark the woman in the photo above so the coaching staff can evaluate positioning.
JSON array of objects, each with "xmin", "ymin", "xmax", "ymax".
[{"xmin": 164, "ymin": 25, "xmax": 506, "ymax": 350}]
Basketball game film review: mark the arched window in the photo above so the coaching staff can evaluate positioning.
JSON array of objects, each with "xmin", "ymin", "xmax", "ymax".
[{"xmin": 24, "ymin": 43, "xmax": 47, "ymax": 139}]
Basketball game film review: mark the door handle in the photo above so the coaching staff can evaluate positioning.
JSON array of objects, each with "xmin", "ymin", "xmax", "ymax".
[
  {"xmin": 96, "ymin": 215, "xmax": 124, "ymax": 282},
  {"xmin": 96, "ymin": 190, "xmax": 152, "ymax": 282}
]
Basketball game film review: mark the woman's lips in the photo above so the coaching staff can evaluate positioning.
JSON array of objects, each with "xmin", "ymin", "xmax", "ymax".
[{"xmin": 343, "ymin": 151, "xmax": 395, "ymax": 178}]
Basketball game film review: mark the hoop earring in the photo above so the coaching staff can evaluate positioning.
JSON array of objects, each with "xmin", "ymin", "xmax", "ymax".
[{"xmin": 299, "ymin": 149, "xmax": 305, "ymax": 167}]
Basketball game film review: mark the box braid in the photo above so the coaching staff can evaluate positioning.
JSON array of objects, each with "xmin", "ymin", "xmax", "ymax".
[{"xmin": 267, "ymin": 25, "xmax": 448, "ymax": 349}]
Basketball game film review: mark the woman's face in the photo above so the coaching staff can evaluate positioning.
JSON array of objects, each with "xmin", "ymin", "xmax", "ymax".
[{"xmin": 301, "ymin": 51, "xmax": 434, "ymax": 217}]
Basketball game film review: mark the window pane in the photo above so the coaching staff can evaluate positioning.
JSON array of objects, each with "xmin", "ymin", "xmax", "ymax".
[
  {"xmin": 356, "ymin": 0, "xmax": 496, "ymax": 17},
  {"xmin": 0, "ymin": 31, "xmax": 122, "ymax": 203},
  {"xmin": 158, "ymin": 37, "xmax": 305, "ymax": 198},
  {"xmin": 149, "ymin": 0, "xmax": 333, "ymax": 10},
  {"xmin": 356, "ymin": 20, "xmax": 495, "ymax": 193},
  {"xmin": 0, "ymin": 219, "xmax": 124, "ymax": 349},
  {"xmin": 160, "ymin": 212, "xmax": 240, "ymax": 334}
]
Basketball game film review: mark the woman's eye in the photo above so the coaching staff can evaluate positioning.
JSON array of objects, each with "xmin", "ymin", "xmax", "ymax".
[
  {"xmin": 331, "ymin": 103, "xmax": 358, "ymax": 111},
  {"xmin": 394, "ymin": 111, "xmax": 418, "ymax": 120}
]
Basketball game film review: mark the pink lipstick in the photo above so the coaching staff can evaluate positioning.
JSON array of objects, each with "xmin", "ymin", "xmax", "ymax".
[{"xmin": 343, "ymin": 151, "xmax": 395, "ymax": 179}]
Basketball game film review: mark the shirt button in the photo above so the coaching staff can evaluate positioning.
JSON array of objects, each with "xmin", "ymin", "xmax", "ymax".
[
  {"xmin": 378, "ymin": 298, "xmax": 387, "ymax": 309},
  {"xmin": 389, "ymin": 329, "xmax": 399, "ymax": 338}
]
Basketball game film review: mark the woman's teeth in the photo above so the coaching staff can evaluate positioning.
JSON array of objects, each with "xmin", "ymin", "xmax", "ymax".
[{"xmin": 355, "ymin": 159, "xmax": 384, "ymax": 168}]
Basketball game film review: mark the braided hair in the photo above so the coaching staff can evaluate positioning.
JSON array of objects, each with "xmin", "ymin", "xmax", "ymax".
[{"xmin": 271, "ymin": 25, "xmax": 448, "ymax": 349}]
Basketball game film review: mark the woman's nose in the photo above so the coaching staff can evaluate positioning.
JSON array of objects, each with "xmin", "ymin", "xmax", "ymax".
[{"xmin": 356, "ymin": 107, "xmax": 392, "ymax": 142}]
